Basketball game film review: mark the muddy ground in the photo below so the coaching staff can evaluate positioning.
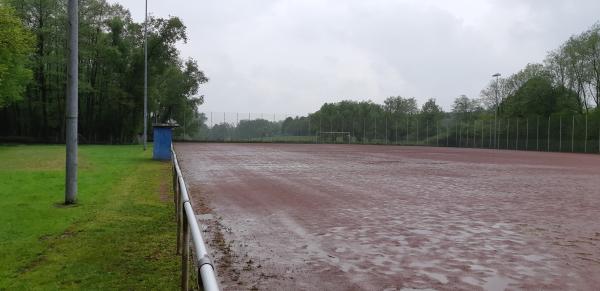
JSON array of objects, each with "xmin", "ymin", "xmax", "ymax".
[{"xmin": 176, "ymin": 143, "xmax": 600, "ymax": 290}]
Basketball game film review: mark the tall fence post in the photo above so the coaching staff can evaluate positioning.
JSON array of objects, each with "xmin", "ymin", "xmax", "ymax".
[
  {"xmin": 248, "ymin": 113, "xmax": 251, "ymax": 143},
  {"xmin": 559, "ymin": 115, "xmax": 564, "ymax": 151},
  {"xmin": 547, "ymin": 116, "xmax": 551, "ymax": 152},
  {"xmin": 458, "ymin": 122, "xmax": 462, "ymax": 147},
  {"xmin": 446, "ymin": 123, "xmax": 449, "ymax": 147},
  {"xmin": 374, "ymin": 117, "xmax": 377, "ymax": 143},
  {"xmin": 416, "ymin": 118, "xmax": 419, "ymax": 145},
  {"xmin": 506, "ymin": 119, "xmax": 510, "ymax": 150},
  {"xmin": 537, "ymin": 116, "xmax": 540, "ymax": 151},
  {"xmin": 472, "ymin": 120, "xmax": 475, "ymax": 148},
  {"xmin": 426, "ymin": 120, "xmax": 429, "ymax": 146},
  {"xmin": 385, "ymin": 116, "xmax": 388, "ymax": 145},
  {"xmin": 465, "ymin": 121, "xmax": 469, "ymax": 147},
  {"xmin": 526, "ymin": 118, "xmax": 529, "ymax": 151},
  {"xmin": 406, "ymin": 117, "xmax": 410, "ymax": 145},
  {"xmin": 455, "ymin": 120, "xmax": 458, "ymax": 147},
  {"xmin": 362, "ymin": 118, "xmax": 365, "ymax": 144},
  {"xmin": 437, "ymin": 121, "xmax": 440, "ymax": 147},
  {"xmin": 585, "ymin": 114, "xmax": 588, "ymax": 153},
  {"xmin": 515, "ymin": 118, "xmax": 519, "ymax": 150},
  {"xmin": 395, "ymin": 120, "xmax": 398, "ymax": 145},
  {"xmin": 481, "ymin": 120, "xmax": 484, "ymax": 148},
  {"xmin": 489, "ymin": 120, "xmax": 492, "ymax": 148},
  {"xmin": 496, "ymin": 119, "xmax": 502, "ymax": 150},
  {"xmin": 308, "ymin": 116, "xmax": 311, "ymax": 143},
  {"xmin": 571, "ymin": 115, "xmax": 575, "ymax": 152}
]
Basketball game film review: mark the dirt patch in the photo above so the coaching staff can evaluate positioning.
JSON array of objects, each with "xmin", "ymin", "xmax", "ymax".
[
  {"xmin": 20, "ymin": 226, "xmax": 83, "ymax": 275},
  {"xmin": 176, "ymin": 143, "xmax": 600, "ymax": 290}
]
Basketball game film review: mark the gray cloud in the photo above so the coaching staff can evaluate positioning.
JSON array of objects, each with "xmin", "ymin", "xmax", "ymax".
[{"xmin": 110, "ymin": 0, "xmax": 600, "ymax": 113}]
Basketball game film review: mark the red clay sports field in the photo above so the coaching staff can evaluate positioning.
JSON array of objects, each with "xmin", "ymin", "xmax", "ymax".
[{"xmin": 175, "ymin": 143, "xmax": 600, "ymax": 290}]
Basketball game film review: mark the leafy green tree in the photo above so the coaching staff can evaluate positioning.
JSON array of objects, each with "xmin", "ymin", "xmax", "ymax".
[
  {"xmin": 452, "ymin": 95, "xmax": 481, "ymax": 114},
  {"xmin": 420, "ymin": 98, "xmax": 442, "ymax": 124},
  {"xmin": 480, "ymin": 63, "xmax": 549, "ymax": 110},
  {"xmin": 208, "ymin": 122, "xmax": 233, "ymax": 141},
  {"xmin": 281, "ymin": 116, "xmax": 310, "ymax": 136},
  {"xmin": 0, "ymin": 0, "xmax": 208, "ymax": 143},
  {"xmin": 501, "ymin": 76, "xmax": 580, "ymax": 117},
  {"xmin": 452, "ymin": 95, "xmax": 483, "ymax": 122},
  {"xmin": 383, "ymin": 96, "xmax": 418, "ymax": 115},
  {"xmin": 0, "ymin": 4, "xmax": 34, "ymax": 107},
  {"xmin": 236, "ymin": 119, "xmax": 279, "ymax": 139}
]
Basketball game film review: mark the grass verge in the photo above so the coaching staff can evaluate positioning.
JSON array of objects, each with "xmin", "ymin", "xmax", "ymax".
[{"xmin": 0, "ymin": 145, "xmax": 178, "ymax": 289}]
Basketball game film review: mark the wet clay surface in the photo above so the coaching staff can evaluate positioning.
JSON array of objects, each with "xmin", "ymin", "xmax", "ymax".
[{"xmin": 176, "ymin": 143, "xmax": 600, "ymax": 290}]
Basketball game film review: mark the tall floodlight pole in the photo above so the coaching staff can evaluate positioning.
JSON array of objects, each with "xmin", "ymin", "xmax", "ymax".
[
  {"xmin": 492, "ymin": 73, "xmax": 501, "ymax": 149},
  {"xmin": 65, "ymin": 0, "xmax": 78, "ymax": 204},
  {"xmin": 143, "ymin": 0, "xmax": 148, "ymax": 150}
]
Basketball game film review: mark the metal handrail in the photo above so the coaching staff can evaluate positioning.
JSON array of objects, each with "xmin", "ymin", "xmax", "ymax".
[{"xmin": 172, "ymin": 146, "xmax": 219, "ymax": 291}]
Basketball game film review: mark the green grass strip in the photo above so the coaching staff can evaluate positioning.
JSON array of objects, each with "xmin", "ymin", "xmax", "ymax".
[{"xmin": 0, "ymin": 145, "xmax": 178, "ymax": 289}]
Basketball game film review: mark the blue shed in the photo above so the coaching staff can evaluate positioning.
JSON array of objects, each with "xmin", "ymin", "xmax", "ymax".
[{"xmin": 152, "ymin": 123, "xmax": 178, "ymax": 160}]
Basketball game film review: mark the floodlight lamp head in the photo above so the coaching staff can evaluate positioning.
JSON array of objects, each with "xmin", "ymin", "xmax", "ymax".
[{"xmin": 492, "ymin": 73, "xmax": 501, "ymax": 77}]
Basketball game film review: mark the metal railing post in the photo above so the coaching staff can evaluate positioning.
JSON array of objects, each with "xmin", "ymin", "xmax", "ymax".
[
  {"xmin": 173, "ymin": 161, "xmax": 177, "ymax": 210},
  {"xmin": 173, "ymin": 150, "xmax": 182, "ymax": 255},
  {"xmin": 181, "ymin": 211, "xmax": 190, "ymax": 291},
  {"xmin": 176, "ymin": 181, "xmax": 182, "ymax": 254}
]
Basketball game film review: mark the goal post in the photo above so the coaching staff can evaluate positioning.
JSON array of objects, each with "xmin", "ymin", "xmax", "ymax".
[{"xmin": 316, "ymin": 131, "xmax": 351, "ymax": 144}]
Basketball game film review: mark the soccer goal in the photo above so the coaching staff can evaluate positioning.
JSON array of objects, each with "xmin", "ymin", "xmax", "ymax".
[{"xmin": 317, "ymin": 131, "xmax": 351, "ymax": 144}]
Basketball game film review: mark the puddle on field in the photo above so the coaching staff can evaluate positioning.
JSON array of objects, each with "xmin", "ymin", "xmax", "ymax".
[
  {"xmin": 196, "ymin": 213, "xmax": 214, "ymax": 220},
  {"xmin": 462, "ymin": 276, "xmax": 480, "ymax": 286},
  {"xmin": 409, "ymin": 261, "xmax": 439, "ymax": 269},
  {"xmin": 523, "ymin": 254, "xmax": 546, "ymax": 262},
  {"xmin": 421, "ymin": 271, "xmax": 449, "ymax": 284},
  {"xmin": 482, "ymin": 275, "xmax": 514, "ymax": 291}
]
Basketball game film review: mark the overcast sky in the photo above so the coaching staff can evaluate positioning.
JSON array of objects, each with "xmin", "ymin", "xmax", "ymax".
[{"xmin": 109, "ymin": 0, "xmax": 600, "ymax": 114}]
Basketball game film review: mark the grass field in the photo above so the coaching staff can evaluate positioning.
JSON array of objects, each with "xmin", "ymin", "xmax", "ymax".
[{"xmin": 0, "ymin": 145, "xmax": 178, "ymax": 289}]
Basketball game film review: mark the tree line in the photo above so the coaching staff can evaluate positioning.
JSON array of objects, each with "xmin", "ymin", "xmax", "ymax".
[
  {"xmin": 249, "ymin": 23, "xmax": 600, "ymax": 143},
  {"xmin": 0, "ymin": 0, "xmax": 206, "ymax": 143},
  {"xmin": 201, "ymin": 22, "xmax": 600, "ymax": 149}
]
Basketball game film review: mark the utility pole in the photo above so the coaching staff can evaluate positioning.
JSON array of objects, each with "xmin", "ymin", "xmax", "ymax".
[
  {"xmin": 143, "ymin": 0, "xmax": 148, "ymax": 150},
  {"xmin": 65, "ymin": 0, "xmax": 78, "ymax": 204}
]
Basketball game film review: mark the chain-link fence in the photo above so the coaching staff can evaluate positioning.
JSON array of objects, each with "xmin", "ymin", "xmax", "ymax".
[{"xmin": 179, "ymin": 111, "xmax": 600, "ymax": 154}]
